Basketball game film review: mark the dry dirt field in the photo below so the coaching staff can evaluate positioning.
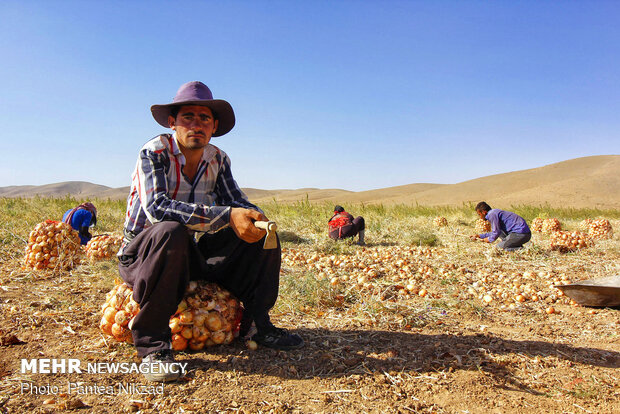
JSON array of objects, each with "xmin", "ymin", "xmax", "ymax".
[{"xmin": 0, "ymin": 208, "xmax": 619, "ymax": 413}]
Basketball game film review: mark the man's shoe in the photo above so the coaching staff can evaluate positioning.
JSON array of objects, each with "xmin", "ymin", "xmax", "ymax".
[
  {"xmin": 252, "ymin": 327, "xmax": 304, "ymax": 351},
  {"xmin": 140, "ymin": 349, "xmax": 182, "ymax": 382}
]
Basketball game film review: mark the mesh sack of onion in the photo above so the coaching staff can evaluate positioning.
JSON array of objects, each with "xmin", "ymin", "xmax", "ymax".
[
  {"xmin": 85, "ymin": 234, "xmax": 123, "ymax": 260},
  {"xmin": 22, "ymin": 220, "xmax": 82, "ymax": 271},
  {"xmin": 100, "ymin": 280, "xmax": 243, "ymax": 351},
  {"xmin": 550, "ymin": 231, "xmax": 593, "ymax": 253}
]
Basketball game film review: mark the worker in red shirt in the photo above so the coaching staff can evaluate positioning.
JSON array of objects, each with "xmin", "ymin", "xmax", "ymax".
[{"xmin": 328, "ymin": 205, "xmax": 365, "ymax": 246}]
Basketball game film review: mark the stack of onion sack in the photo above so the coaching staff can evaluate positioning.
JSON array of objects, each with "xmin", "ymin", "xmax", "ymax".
[
  {"xmin": 531, "ymin": 218, "xmax": 544, "ymax": 232},
  {"xmin": 587, "ymin": 219, "xmax": 613, "ymax": 240},
  {"xmin": 475, "ymin": 219, "xmax": 491, "ymax": 233},
  {"xmin": 550, "ymin": 231, "xmax": 593, "ymax": 253},
  {"xmin": 542, "ymin": 218, "xmax": 562, "ymax": 234},
  {"xmin": 22, "ymin": 220, "xmax": 82, "ymax": 271},
  {"xmin": 85, "ymin": 234, "xmax": 123, "ymax": 260},
  {"xmin": 433, "ymin": 216, "xmax": 448, "ymax": 227},
  {"xmin": 100, "ymin": 280, "xmax": 243, "ymax": 351}
]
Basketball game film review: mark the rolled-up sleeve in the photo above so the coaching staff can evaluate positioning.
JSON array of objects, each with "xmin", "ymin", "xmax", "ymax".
[
  {"xmin": 480, "ymin": 212, "xmax": 501, "ymax": 242},
  {"xmin": 137, "ymin": 149, "xmax": 231, "ymax": 232}
]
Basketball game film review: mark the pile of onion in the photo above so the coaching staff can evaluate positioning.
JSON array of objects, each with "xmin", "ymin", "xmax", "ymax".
[
  {"xmin": 433, "ymin": 217, "xmax": 448, "ymax": 227},
  {"xmin": 475, "ymin": 219, "xmax": 491, "ymax": 233},
  {"xmin": 283, "ymin": 246, "xmax": 575, "ymax": 307},
  {"xmin": 550, "ymin": 231, "xmax": 593, "ymax": 253},
  {"xmin": 542, "ymin": 218, "xmax": 562, "ymax": 234},
  {"xmin": 85, "ymin": 234, "xmax": 122, "ymax": 260},
  {"xmin": 100, "ymin": 280, "xmax": 243, "ymax": 351},
  {"xmin": 587, "ymin": 219, "xmax": 613, "ymax": 240},
  {"xmin": 22, "ymin": 220, "xmax": 82, "ymax": 271},
  {"xmin": 531, "ymin": 218, "xmax": 544, "ymax": 232}
]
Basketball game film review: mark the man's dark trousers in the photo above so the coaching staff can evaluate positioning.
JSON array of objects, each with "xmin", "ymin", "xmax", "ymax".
[
  {"xmin": 118, "ymin": 221, "xmax": 280, "ymax": 357},
  {"xmin": 496, "ymin": 231, "xmax": 531, "ymax": 251}
]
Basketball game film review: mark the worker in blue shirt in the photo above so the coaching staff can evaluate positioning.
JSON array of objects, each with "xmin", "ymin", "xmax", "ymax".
[
  {"xmin": 62, "ymin": 202, "xmax": 97, "ymax": 245},
  {"xmin": 470, "ymin": 201, "xmax": 531, "ymax": 251}
]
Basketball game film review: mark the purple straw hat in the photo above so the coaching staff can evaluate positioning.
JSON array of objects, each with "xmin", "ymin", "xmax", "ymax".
[{"xmin": 150, "ymin": 81, "xmax": 235, "ymax": 137}]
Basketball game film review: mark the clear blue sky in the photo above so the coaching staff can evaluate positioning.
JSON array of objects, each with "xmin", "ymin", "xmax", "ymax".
[{"xmin": 1, "ymin": 1, "xmax": 618, "ymax": 191}]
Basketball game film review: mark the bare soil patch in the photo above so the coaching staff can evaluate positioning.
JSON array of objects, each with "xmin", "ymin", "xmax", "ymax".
[{"xmin": 1, "ymin": 230, "xmax": 619, "ymax": 413}]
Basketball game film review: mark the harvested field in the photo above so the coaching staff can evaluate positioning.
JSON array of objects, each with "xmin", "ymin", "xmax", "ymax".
[{"xmin": 0, "ymin": 198, "xmax": 619, "ymax": 413}]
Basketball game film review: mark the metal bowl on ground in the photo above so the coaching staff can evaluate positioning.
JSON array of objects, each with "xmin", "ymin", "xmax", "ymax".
[{"xmin": 555, "ymin": 275, "xmax": 620, "ymax": 307}]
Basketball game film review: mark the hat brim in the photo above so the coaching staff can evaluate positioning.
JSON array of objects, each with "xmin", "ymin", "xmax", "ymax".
[{"xmin": 150, "ymin": 99, "xmax": 235, "ymax": 137}]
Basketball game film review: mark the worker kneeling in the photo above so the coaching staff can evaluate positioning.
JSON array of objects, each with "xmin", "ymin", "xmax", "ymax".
[{"xmin": 470, "ymin": 202, "xmax": 531, "ymax": 251}]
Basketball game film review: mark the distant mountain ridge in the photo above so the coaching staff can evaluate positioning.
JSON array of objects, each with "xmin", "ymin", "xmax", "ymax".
[
  {"xmin": 1, "ymin": 155, "xmax": 619, "ymax": 208},
  {"xmin": 0, "ymin": 181, "xmax": 131, "ymax": 200}
]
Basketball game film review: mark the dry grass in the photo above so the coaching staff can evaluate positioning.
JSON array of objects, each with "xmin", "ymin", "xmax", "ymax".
[
  {"xmin": 261, "ymin": 201, "xmax": 620, "ymax": 332},
  {"xmin": 2, "ymin": 198, "xmax": 619, "ymax": 313}
]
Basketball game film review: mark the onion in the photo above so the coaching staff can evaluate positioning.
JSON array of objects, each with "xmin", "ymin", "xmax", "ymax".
[
  {"xmin": 169, "ymin": 317, "xmax": 182, "ymax": 333},
  {"xmin": 179, "ymin": 310, "xmax": 193, "ymax": 324},
  {"xmin": 206, "ymin": 312, "xmax": 222, "ymax": 331},
  {"xmin": 189, "ymin": 339, "xmax": 205, "ymax": 351},
  {"xmin": 180, "ymin": 326, "xmax": 193, "ymax": 340},
  {"xmin": 100, "ymin": 318, "xmax": 113, "ymax": 335},
  {"xmin": 171, "ymin": 334, "xmax": 188, "ymax": 351},
  {"xmin": 211, "ymin": 331, "xmax": 226, "ymax": 344},
  {"xmin": 177, "ymin": 300, "xmax": 188, "ymax": 313},
  {"xmin": 194, "ymin": 327, "xmax": 209, "ymax": 342},
  {"xmin": 103, "ymin": 307, "xmax": 117, "ymax": 324},
  {"xmin": 111, "ymin": 323, "xmax": 127, "ymax": 340},
  {"xmin": 192, "ymin": 312, "xmax": 206, "ymax": 327},
  {"xmin": 114, "ymin": 310, "xmax": 131, "ymax": 327}
]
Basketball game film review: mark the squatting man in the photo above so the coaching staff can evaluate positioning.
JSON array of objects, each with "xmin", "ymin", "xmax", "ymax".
[
  {"xmin": 118, "ymin": 81, "xmax": 304, "ymax": 382},
  {"xmin": 470, "ymin": 201, "xmax": 531, "ymax": 251}
]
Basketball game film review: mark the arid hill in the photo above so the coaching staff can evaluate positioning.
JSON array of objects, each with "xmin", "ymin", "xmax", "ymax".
[
  {"xmin": 1, "ymin": 155, "xmax": 619, "ymax": 208},
  {"xmin": 0, "ymin": 181, "xmax": 131, "ymax": 201},
  {"xmin": 250, "ymin": 155, "xmax": 620, "ymax": 209}
]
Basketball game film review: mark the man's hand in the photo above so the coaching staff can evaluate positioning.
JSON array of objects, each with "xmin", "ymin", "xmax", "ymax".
[
  {"xmin": 470, "ymin": 234, "xmax": 491, "ymax": 243},
  {"xmin": 230, "ymin": 208, "xmax": 268, "ymax": 243}
]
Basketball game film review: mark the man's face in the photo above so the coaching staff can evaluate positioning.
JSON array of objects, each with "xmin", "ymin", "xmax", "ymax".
[
  {"xmin": 168, "ymin": 105, "xmax": 219, "ymax": 151},
  {"xmin": 476, "ymin": 210, "xmax": 487, "ymax": 219}
]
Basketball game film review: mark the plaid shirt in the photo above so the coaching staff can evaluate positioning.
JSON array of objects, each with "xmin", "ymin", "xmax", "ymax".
[{"xmin": 121, "ymin": 133, "xmax": 258, "ymax": 253}]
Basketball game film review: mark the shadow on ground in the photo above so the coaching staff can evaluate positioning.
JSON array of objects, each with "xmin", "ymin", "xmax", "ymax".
[{"xmin": 183, "ymin": 328, "xmax": 620, "ymax": 395}]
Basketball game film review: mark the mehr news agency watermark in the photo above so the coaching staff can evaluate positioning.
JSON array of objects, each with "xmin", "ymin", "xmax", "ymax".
[{"xmin": 19, "ymin": 358, "xmax": 188, "ymax": 396}]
